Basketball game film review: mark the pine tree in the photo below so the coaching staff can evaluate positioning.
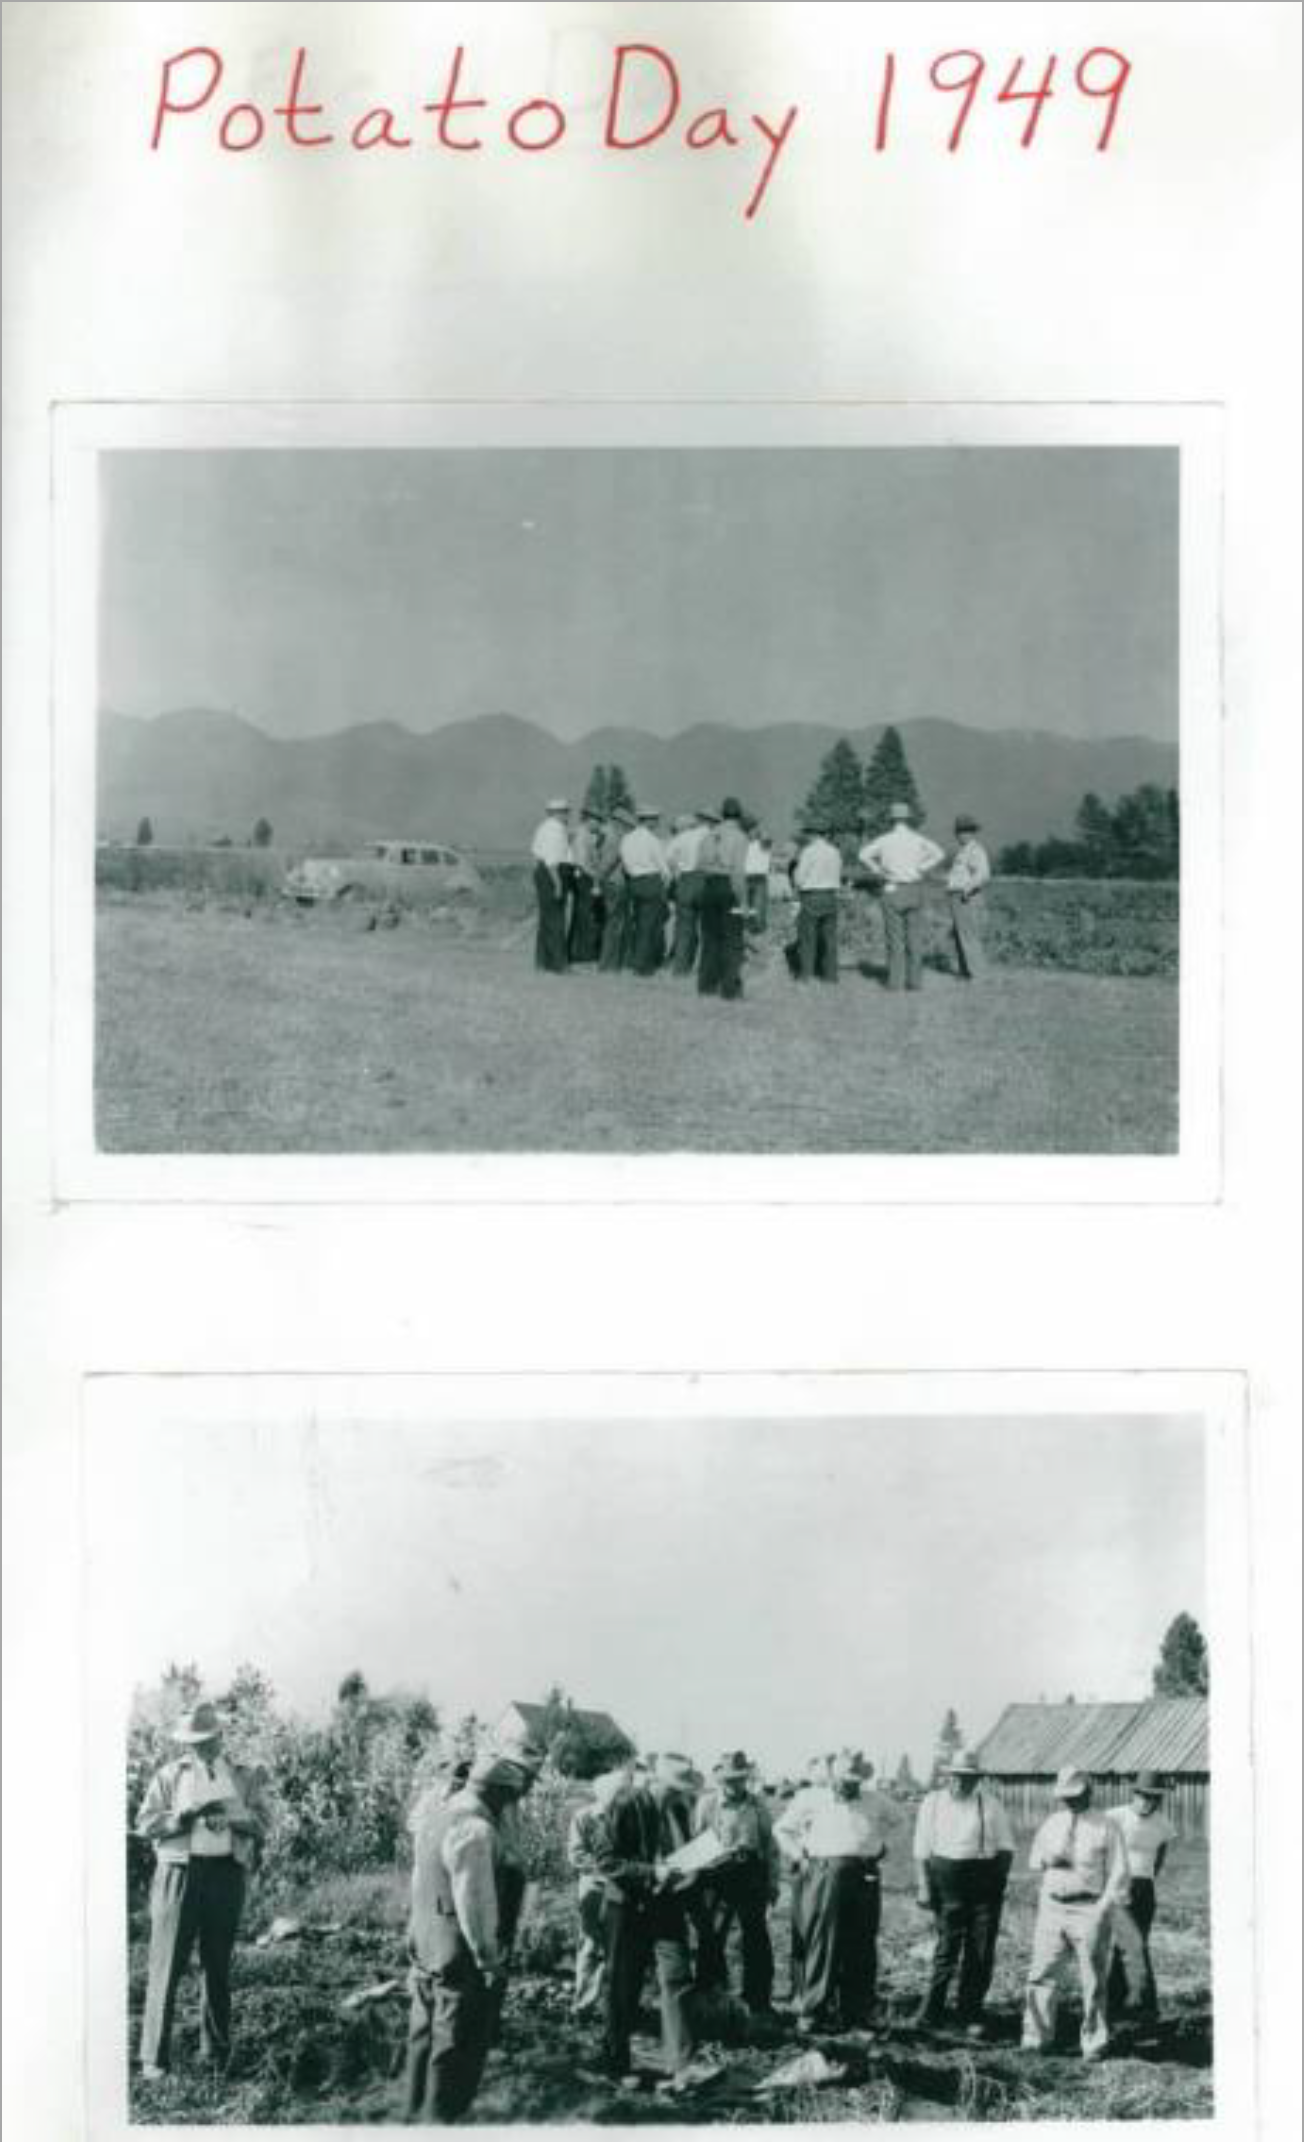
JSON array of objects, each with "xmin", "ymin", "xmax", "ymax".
[
  {"xmin": 801, "ymin": 739, "xmax": 865, "ymax": 839},
  {"xmin": 1153, "ymin": 1612, "xmax": 1209, "ymax": 1696},
  {"xmin": 583, "ymin": 764, "xmax": 636, "ymax": 818},
  {"xmin": 135, "ymin": 816, "xmax": 154, "ymax": 847},
  {"xmin": 861, "ymin": 726, "xmax": 925, "ymax": 836},
  {"xmin": 1074, "ymin": 792, "xmax": 1117, "ymax": 876},
  {"xmin": 251, "ymin": 816, "xmax": 274, "ymax": 849}
]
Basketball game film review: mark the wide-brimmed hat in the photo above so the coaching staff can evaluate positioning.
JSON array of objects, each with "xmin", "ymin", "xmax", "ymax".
[
  {"xmin": 801, "ymin": 817, "xmax": 828, "ymax": 837},
  {"xmin": 721, "ymin": 796, "xmax": 744, "ymax": 820},
  {"xmin": 943, "ymin": 1749, "xmax": 984, "ymax": 1778},
  {"xmin": 545, "ymin": 797, "xmax": 569, "ymax": 813},
  {"xmin": 1053, "ymin": 1765, "xmax": 1091, "ymax": 1800},
  {"xmin": 469, "ymin": 1749, "xmax": 535, "ymax": 1795},
  {"xmin": 954, "ymin": 813, "xmax": 980, "ymax": 834},
  {"xmin": 718, "ymin": 1749, "xmax": 753, "ymax": 1782},
  {"xmin": 889, "ymin": 801, "xmax": 912, "ymax": 822},
  {"xmin": 492, "ymin": 1729, "xmax": 546, "ymax": 1775},
  {"xmin": 171, "ymin": 1702, "xmax": 223, "ymax": 1745},
  {"xmin": 636, "ymin": 804, "xmax": 661, "ymax": 821},
  {"xmin": 697, "ymin": 805, "xmax": 721, "ymax": 824},
  {"xmin": 590, "ymin": 1766, "xmax": 633, "ymax": 1809},
  {"xmin": 673, "ymin": 812, "xmax": 697, "ymax": 833},
  {"xmin": 582, "ymin": 803, "xmax": 605, "ymax": 821},
  {"xmin": 806, "ymin": 1754, "xmax": 832, "ymax": 1783},
  {"xmin": 831, "ymin": 1748, "xmax": 872, "ymax": 1784},
  {"xmin": 654, "ymin": 1751, "xmax": 698, "ymax": 1792},
  {"xmin": 1132, "ymin": 1770, "xmax": 1167, "ymax": 1797}
]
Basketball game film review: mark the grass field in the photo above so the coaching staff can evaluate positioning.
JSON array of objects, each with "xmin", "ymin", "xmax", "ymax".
[
  {"xmin": 95, "ymin": 894, "xmax": 1178, "ymax": 1154},
  {"xmin": 127, "ymin": 1834, "xmax": 1212, "ymax": 2126}
]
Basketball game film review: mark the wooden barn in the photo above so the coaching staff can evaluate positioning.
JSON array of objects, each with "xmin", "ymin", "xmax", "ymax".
[
  {"xmin": 975, "ymin": 1698, "xmax": 1209, "ymax": 1836},
  {"xmin": 495, "ymin": 1699, "xmax": 634, "ymax": 1765}
]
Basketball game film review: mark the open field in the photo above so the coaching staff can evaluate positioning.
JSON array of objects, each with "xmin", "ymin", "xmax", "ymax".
[
  {"xmin": 95, "ymin": 892, "xmax": 1178, "ymax": 1154},
  {"xmin": 128, "ymin": 1834, "xmax": 1212, "ymax": 2126}
]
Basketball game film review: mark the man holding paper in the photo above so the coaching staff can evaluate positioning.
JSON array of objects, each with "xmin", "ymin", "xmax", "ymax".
[{"xmin": 592, "ymin": 1753, "xmax": 721, "ymax": 2092}]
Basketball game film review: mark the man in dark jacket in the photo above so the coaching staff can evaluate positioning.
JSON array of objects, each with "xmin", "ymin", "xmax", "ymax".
[
  {"xmin": 592, "ymin": 1753, "xmax": 713, "ymax": 2090},
  {"xmin": 697, "ymin": 797, "xmax": 751, "ymax": 1001}
]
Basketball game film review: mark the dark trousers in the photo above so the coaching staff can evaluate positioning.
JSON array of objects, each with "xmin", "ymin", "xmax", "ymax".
[
  {"xmin": 800, "ymin": 1858, "xmax": 881, "ymax": 2027},
  {"xmin": 139, "ymin": 1858, "xmax": 245, "ymax": 2072},
  {"xmin": 788, "ymin": 1867, "xmax": 810, "ymax": 1999},
  {"xmin": 404, "ymin": 1951, "xmax": 496, "ymax": 2123},
  {"xmin": 568, "ymin": 873, "xmax": 603, "ymax": 963},
  {"xmin": 599, "ymin": 879, "xmax": 632, "ymax": 972},
  {"xmin": 797, "ymin": 891, "xmax": 839, "ymax": 981},
  {"xmin": 918, "ymin": 1857, "xmax": 1007, "ymax": 2024},
  {"xmin": 671, "ymin": 873, "xmax": 704, "ymax": 974},
  {"xmin": 695, "ymin": 1861, "xmax": 774, "ymax": 2012},
  {"xmin": 698, "ymin": 877, "xmax": 745, "ymax": 1000},
  {"xmin": 602, "ymin": 1894, "xmax": 696, "ymax": 2078},
  {"xmin": 1108, "ymin": 1877, "xmax": 1159, "ymax": 2020},
  {"xmin": 533, "ymin": 862, "xmax": 568, "ymax": 973},
  {"xmin": 882, "ymin": 885, "xmax": 926, "ymax": 990},
  {"xmin": 628, "ymin": 876, "xmax": 669, "ymax": 975}
]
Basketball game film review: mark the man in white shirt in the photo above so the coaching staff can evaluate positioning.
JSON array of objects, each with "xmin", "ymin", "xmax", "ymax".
[
  {"xmin": 777, "ymin": 1755, "xmax": 831, "ymax": 2003},
  {"xmin": 403, "ymin": 1747, "xmax": 537, "ymax": 2122},
  {"xmin": 911, "ymin": 1749, "xmax": 1015, "ymax": 2038},
  {"xmin": 859, "ymin": 802, "xmax": 946, "ymax": 992},
  {"xmin": 792, "ymin": 819, "xmax": 844, "ymax": 983},
  {"xmin": 134, "ymin": 1702, "xmax": 269, "ymax": 2080},
  {"xmin": 665, "ymin": 812, "xmax": 708, "ymax": 976},
  {"xmin": 775, "ymin": 1749, "xmax": 898, "ymax": 2032},
  {"xmin": 529, "ymin": 799, "xmax": 572, "ymax": 974},
  {"xmin": 946, "ymin": 813, "xmax": 992, "ymax": 981},
  {"xmin": 619, "ymin": 807, "xmax": 671, "ymax": 976},
  {"xmin": 744, "ymin": 819, "xmax": 773, "ymax": 931},
  {"xmin": 1107, "ymin": 1770, "xmax": 1175, "ymax": 2029},
  {"xmin": 1021, "ymin": 1766, "xmax": 1131, "ymax": 2061}
]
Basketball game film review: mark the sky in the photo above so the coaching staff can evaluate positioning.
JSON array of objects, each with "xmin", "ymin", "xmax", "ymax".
[
  {"xmin": 99, "ymin": 448, "xmax": 1179, "ymax": 744},
  {"xmin": 92, "ymin": 1410, "xmax": 1206, "ymax": 1777}
]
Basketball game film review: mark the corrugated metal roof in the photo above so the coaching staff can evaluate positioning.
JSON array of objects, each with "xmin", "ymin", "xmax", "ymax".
[
  {"xmin": 502, "ymin": 1700, "xmax": 630, "ymax": 1743},
  {"xmin": 976, "ymin": 1699, "xmax": 1208, "ymax": 1777}
]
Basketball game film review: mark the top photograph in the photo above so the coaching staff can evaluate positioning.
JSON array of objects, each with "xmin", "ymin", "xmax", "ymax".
[{"xmin": 64, "ymin": 404, "xmax": 1220, "ymax": 1190}]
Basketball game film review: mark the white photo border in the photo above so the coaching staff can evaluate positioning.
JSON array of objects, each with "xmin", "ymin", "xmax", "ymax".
[
  {"xmin": 80, "ymin": 1367, "xmax": 1252, "ymax": 2141},
  {"xmin": 53, "ymin": 402, "xmax": 1223, "ymax": 1205}
]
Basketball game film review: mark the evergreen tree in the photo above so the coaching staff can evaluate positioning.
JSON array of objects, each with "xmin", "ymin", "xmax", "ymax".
[
  {"xmin": 1074, "ymin": 792, "xmax": 1117, "ymax": 876},
  {"xmin": 1111, "ymin": 782, "xmax": 1180, "ymax": 880},
  {"xmin": 251, "ymin": 816, "xmax": 274, "ymax": 848},
  {"xmin": 135, "ymin": 816, "xmax": 154, "ymax": 847},
  {"xmin": 801, "ymin": 738, "xmax": 865, "ymax": 839},
  {"xmin": 584, "ymin": 764, "xmax": 636, "ymax": 818},
  {"xmin": 1153, "ymin": 1611, "xmax": 1210, "ymax": 1696},
  {"xmin": 861, "ymin": 726, "xmax": 925, "ymax": 836}
]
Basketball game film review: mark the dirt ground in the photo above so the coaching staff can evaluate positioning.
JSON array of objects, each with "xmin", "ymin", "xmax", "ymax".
[
  {"xmin": 127, "ymin": 1839, "xmax": 1212, "ymax": 2126},
  {"xmin": 95, "ymin": 895, "xmax": 1178, "ymax": 1154}
]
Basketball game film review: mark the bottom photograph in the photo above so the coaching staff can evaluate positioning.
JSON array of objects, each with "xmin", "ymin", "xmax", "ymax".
[{"xmin": 81, "ymin": 1378, "xmax": 1244, "ymax": 2132}]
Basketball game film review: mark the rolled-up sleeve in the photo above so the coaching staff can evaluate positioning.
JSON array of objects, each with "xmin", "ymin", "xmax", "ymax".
[{"xmin": 136, "ymin": 1767, "xmax": 182, "ymax": 1843}]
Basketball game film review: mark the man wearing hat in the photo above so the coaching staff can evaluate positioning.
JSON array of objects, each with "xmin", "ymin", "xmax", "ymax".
[
  {"xmin": 911, "ymin": 1749, "xmax": 1015, "ymax": 2038},
  {"xmin": 403, "ymin": 1746, "xmax": 538, "ymax": 2122},
  {"xmin": 530, "ymin": 799, "xmax": 573, "ymax": 974},
  {"xmin": 567, "ymin": 804, "xmax": 608, "ymax": 965},
  {"xmin": 619, "ymin": 807, "xmax": 672, "ymax": 976},
  {"xmin": 599, "ymin": 805, "xmax": 638, "ymax": 972},
  {"xmin": 775, "ymin": 1749, "xmax": 899, "ymax": 2032},
  {"xmin": 946, "ymin": 814, "xmax": 992, "ymax": 981},
  {"xmin": 858, "ymin": 803, "xmax": 946, "ymax": 991},
  {"xmin": 665, "ymin": 811, "xmax": 708, "ymax": 976},
  {"xmin": 692, "ymin": 1751, "xmax": 780, "ymax": 2015},
  {"xmin": 1107, "ymin": 1771, "xmax": 1175, "ymax": 2029},
  {"xmin": 697, "ymin": 798, "xmax": 752, "ymax": 1001},
  {"xmin": 591, "ymin": 1752, "xmax": 714, "ymax": 2090},
  {"xmin": 744, "ymin": 818, "xmax": 773, "ymax": 932},
  {"xmin": 1021, "ymin": 1766, "xmax": 1131, "ymax": 2061},
  {"xmin": 567, "ymin": 1768, "xmax": 631, "ymax": 2020},
  {"xmin": 134, "ymin": 1702, "xmax": 270, "ymax": 2080},
  {"xmin": 778, "ymin": 1756, "xmax": 833, "ymax": 2003},
  {"xmin": 791, "ymin": 819, "xmax": 844, "ymax": 983}
]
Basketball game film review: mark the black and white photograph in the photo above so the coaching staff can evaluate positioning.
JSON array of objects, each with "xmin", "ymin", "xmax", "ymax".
[
  {"xmin": 72, "ymin": 406, "xmax": 1216, "ymax": 1173},
  {"xmin": 82, "ymin": 1376, "xmax": 1249, "ymax": 2133}
]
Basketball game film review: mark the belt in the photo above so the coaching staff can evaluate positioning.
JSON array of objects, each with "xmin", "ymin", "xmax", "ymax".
[{"xmin": 1052, "ymin": 1891, "xmax": 1102, "ymax": 1905}]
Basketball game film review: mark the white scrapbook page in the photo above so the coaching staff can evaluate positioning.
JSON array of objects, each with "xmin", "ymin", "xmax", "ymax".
[{"xmin": 2, "ymin": 6, "xmax": 1299, "ymax": 2140}]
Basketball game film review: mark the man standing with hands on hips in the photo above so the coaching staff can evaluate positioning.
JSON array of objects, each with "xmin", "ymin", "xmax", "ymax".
[
  {"xmin": 1021, "ymin": 1765, "xmax": 1130, "ymax": 2063},
  {"xmin": 859, "ymin": 801, "xmax": 946, "ymax": 992}
]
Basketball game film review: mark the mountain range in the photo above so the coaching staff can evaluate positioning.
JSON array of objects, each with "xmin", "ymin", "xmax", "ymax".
[{"xmin": 98, "ymin": 709, "xmax": 1179, "ymax": 856}]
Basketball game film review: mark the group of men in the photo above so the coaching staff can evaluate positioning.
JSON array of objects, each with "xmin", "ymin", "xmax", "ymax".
[
  {"xmin": 400, "ymin": 1733, "xmax": 1177, "ymax": 2118},
  {"xmin": 132, "ymin": 1708, "xmax": 1175, "ymax": 2117},
  {"xmin": 530, "ymin": 794, "xmax": 993, "ymax": 1000}
]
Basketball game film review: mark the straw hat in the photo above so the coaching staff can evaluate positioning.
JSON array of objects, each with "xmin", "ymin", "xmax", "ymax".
[
  {"xmin": 170, "ymin": 1703, "xmax": 222, "ymax": 1745},
  {"xmin": 943, "ymin": 1749, "xmax": 984, "ymax": 1778},
  {"xmin": 1053, "ymin": 1765, "xmax": 1091, "ymax": 1800}
]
